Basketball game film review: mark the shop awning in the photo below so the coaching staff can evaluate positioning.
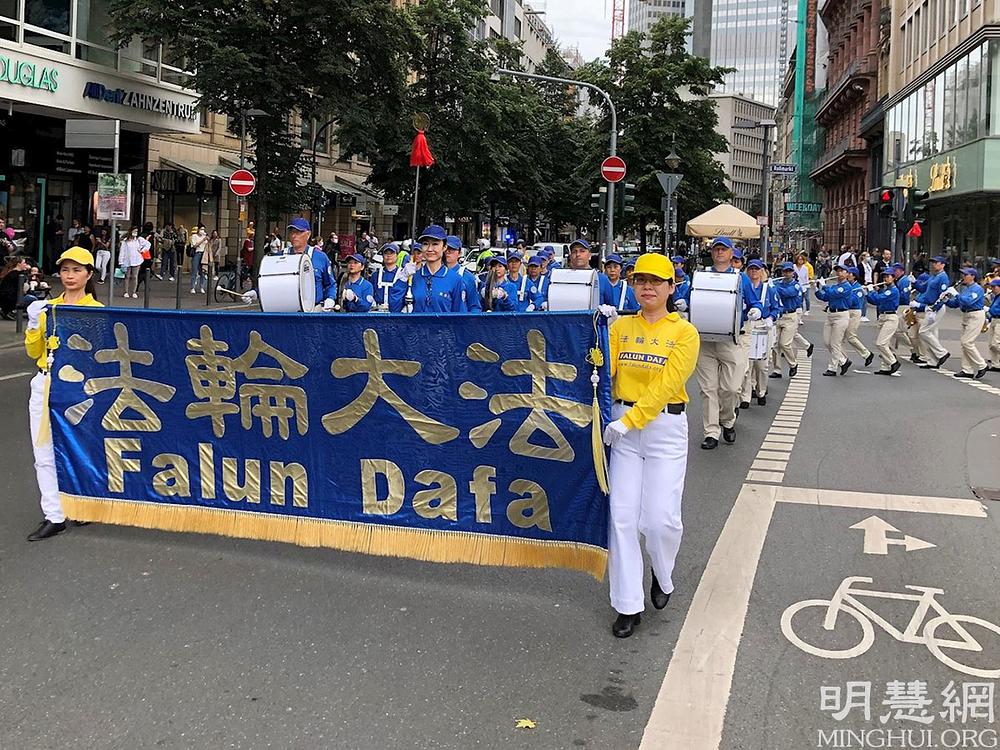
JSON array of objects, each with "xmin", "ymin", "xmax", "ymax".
[
  {"xmin": 161, "ymin": 157, "xmax": 235, "ymax": 181},
  {"xmin": 685, "ymin": 203, "xmax": 761, "ymax": 240},
  {"xmin": 334, "ymin": 175, "xmax": 383, "ymax": 202}
]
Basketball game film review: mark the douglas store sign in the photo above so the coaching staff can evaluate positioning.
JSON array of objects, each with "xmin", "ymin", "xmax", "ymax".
[{"xmin": 0, "ymin": 54, "xmax": 59, "ymax": 92}]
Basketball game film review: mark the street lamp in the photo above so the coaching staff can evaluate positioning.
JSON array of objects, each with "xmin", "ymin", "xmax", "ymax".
[
  {"xmin": 733, "ymin": 117, "xmax": 777, "ymax": 261},
  {"xmin": 494, "ymin": 67, "xmax": 618, "ymax": 258},
  {"xmin": 310, "ymin": 116, "xmax": 339, "ymax": 236},
  {"xmin": 658, "ymin": 134, "xmax": 682, "ymax": 253}
]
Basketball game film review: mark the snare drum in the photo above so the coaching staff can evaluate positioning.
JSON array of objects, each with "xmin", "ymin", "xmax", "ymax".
[
  {"xmin": 547, "ymin": 268, "xmax": 600, "ymax": 311},
  {"xmin": 749, "ymin": 324, "xmax": 770, "ymax": 360},
  {"xmin": 258, "ymin": 253, "xmax": 316, "ymax": 312},
  {"xmin": 689, "ymin": 270, "xmax": 743, "ymax": 344}
]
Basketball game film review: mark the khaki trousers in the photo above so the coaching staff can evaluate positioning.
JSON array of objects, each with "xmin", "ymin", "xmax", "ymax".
[
  {"xmin": 874, "ymin": 313, "xmax": 899, "ymax": 370},
  {"xmin": 959, "ymin": 310, "xmax": 987, "ymax": 373},
  {"xmin": 897, "ymin": 306, "xmax": 923, "ymax": 357},
  {"xmin": 776, "ymin": 314, "xmax": 799, "ymax": 366},
  {"xmin": 823, "ymin": 311, "xmax": 850, "ymax": 371},
  {"xmin": 917, "ymin": 308, "xmax": 949, "ymax": 361},
  {"xmin": 696, "ymin": 337, "xmax": 748, "ymax": 439},
  {"xmin": 844, "ymin": 309, "xmax": 872, "ymax": 358},
  {"xmin": 989, "ymin": 318, "xmax": 1000, "ymax": 365}
]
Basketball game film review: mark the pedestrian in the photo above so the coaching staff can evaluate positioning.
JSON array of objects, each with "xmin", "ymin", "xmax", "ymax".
[
  {"xmin": 66, "ymin": 218, "xmax": 82, "ymax": 248},
  {"xmin": 118, "ymin": 226, "xmax": 148, "ymax": 299},
  {"xmin": 794, "ymin": 253, "xmax": 812, "ymax": 313},
  {"xmin": 24, "ymin": 247, "xmax": 103, "ymax": 541},
  {"xmin": 160, "ymin": 223, "xmax": 178, "ymax": 281},
  {"xmin": 22, "ymin": 266, "xmax": 51, "ymax": 305},
  {"xmin": 874, "ymin": 248, "xmax": 893, "ymax": 278},
  {"xmin": 189, "ymin": 224, "xmax": 208, "ymax": 293},
  {"xmin": 911, "ymin": 255, "xmax": 952, "ymax": 369},
  {"xmin": 859, "ymin": 250, "xmax": 875, "ymax": 321},
  {"xmin": 816, "ymin": 263, "xmax": 854, "ymax": 377},
  {"xmin": 603, "ymin": 252, "xmax": 699, "ymax": 638},
  {"xmin": 816, "ymin": 247, "xmax": 832, "ymax": 278},
  {"xmin": 944, "ymin": 268, "xmax": 988, "ymax": 379},
  {"xmin": 0, "ymin": 226, "xmax": 16, "ymax": 257},
  {"xmin": 772, "ymin": 262, "xmax": 805, "ymax": 377},
  {"xmin": 202, "ymin": 229, "xmax": 224, "ymax": 293},
  {"xmin": 843, "ymin": 266, "xmax": 874, "ymax": 368},
  {"xmin": 94, "ymin": 228, "xmax": 111, "ymax": 283},
  {"xmin": 0, "ymin": 257, "xmax": 30, "ymax": 318},
  {"xmin": 135, "ymin": 223, "xmax": 156, "ymax": 295},
  {"xmin": 867, "ymin": 268, "xmax": 901, "ymax": 376}
]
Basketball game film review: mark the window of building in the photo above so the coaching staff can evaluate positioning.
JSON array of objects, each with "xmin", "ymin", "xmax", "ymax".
[
  {"xmin": 929, "ymin": 0, "xmax": 937, "ymax": 44},
  {"xmin": 514, "ymin": 17, "xmax": 521, "ymax": 38},
  {"xmin": 942, "ymin": 62, "xmax": 956, "ymax": 150},
  {"xmin": 300, "ymin": 117, "xmax": 313, "ymax": 150},
  {"xmin": 25, "ymin": 0, "xmax": 69, "ymax": 35}
]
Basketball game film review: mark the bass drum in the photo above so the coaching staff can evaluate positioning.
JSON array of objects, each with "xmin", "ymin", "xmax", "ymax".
[
  {"xmin": 689, "ymin": 270, "xmax": 743, "ymax": 344},
  {"xmin": 547, "ymin": 268, "xmax": 600, "ymax": 311},
  {"xmin": 748, "ymin": 324, "xmax": 770, "ymax": 360},
  {"xmin": 258, "ymin": 253, "xmax": 316, "ymax": 312}
]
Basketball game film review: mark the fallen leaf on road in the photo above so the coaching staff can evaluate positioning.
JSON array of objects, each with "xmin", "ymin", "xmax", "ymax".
[{"xmin": 515, "ymin": 719, "xmax": 536, "ymax": 729}]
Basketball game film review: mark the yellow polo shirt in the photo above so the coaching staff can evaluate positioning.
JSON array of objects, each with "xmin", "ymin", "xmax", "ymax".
[
  {"xmin": 25, "ymin": 293, "xmax": 104, "ymax": 371},
  {"xmin": 609, "ymin": 311, "xmax": 700, "ymax": 430}
]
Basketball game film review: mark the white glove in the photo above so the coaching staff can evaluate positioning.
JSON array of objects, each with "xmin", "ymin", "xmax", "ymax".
[
  {"xmin": 343, "ymin": 289, "xmax": 357, "ymax": 302},
  {"xmin": 926, "ymin": 310, "xmax": 937, "ymax": 325},
  {"xmin": 26, "ymin": 300, "xmax": 47, "ymax": 330},
  {"xmin": 861, "ymin": 285, "xmax": 870, "ymax": 293},
  {"xmin": 491, "ymin": 287, "xmax": 507, "ymax": 300},
  {"xmin": 241, "ymin": 290, "xmax": 258, "ymax": 305},
  {"xmin": 764, "ymin": 317, "xmax": 774, "ymax": 329},
  {"xmin": 747, "ymin": 307, "xmax": 762, "ymax": 321},
  {"xmin": 322, "ymin": 298, "xmax": 335, "ymax": 312},
  {"xmin": 602, "ymin": 419, "xmax": 629, "ymax": 446},
  {"xmin": 526, "ymin": 304, "xmax": 536, "ymax": 312},
  {"xmin": 817, "ymin": 278, "xmax": 827, "ymax": 288},
  {"xmin": 675, "ymin": 299, "xmax": 688, "ymax": 312},
  {"xmin": 944, "ymin": 286, "xmax": 959, "ymax": 298},
  {"xmin": 598, "ymin": 304, "xmax": 619, "ymax": 324},
  {"xmin": 909, "ymin": 300, "xmax": 921, "ymax": 309},
  {"xmin": 907, "ymin": 274, "xmax": 916, "ymax": 284},
  {"xmin": 402, "ymin": 262, "xmax": 418, "ymax": 278},
  {"xmin": 540, "ymin": 302, "xmax": 548, "ymax": 311}
]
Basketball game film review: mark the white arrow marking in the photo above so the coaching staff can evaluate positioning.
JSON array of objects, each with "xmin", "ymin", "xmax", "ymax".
[{"xmin": 849, "ymin": 515, "xmax": 936, "ymax": 555}]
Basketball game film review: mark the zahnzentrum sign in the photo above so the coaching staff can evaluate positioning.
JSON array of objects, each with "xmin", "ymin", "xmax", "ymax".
[{"xmin": 83, "ymin": 81, "xmax": 197, "ymax": 122}]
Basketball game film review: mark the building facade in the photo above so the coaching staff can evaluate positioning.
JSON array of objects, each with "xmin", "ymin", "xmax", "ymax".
[
  {"xmin": 810, "ymin": 0, "xmax": 882, "ymax": 252},
  {"xmin": 711, "ymin": 94, "xmax": 778, "ymax": 215},
  {"xmin": 881, "ymin": 0, "xmax": 999, "ymax": 271},
  {"xmin": 627, "ymin": 0, "xmax": 688, "ymax": 36}
]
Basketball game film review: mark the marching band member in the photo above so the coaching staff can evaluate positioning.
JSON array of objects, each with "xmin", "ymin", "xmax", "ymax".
[
  {"xmin": 373, "ymin": 243, "xmax": 403, "ymax": 310},
  {"xmin": 985, "ymin": 258, "xmax": 1000, "ymax": 288},
  {"xmin": 741, "ymin": 260, "xmax": 778, "ymax": 407},
  {"xmin": 599, "ymin": 253, "xmax": 639, "ymax": 312},
  {"xmin": 623, "ymin": 259, "xmax": 635, "ymax": 285},
  {"xmin": 815, "ymin": 263, "xmax": 854, "ymax": 376},
  {"xmin": 546, "ymin": 245, "xmax": 562, "ymax": 271},
  {"xmin": 695, "ymin": 237, "xmax": 763, "ymax": 450},
  {"xmin": 867, "ymin": 268, "xmax": 901, "ymax": 375},
  {"xmin": 506, "ymin": 251, "xmax": 534, "ymax": 313},
  {"xmin": 891, "ymin": 264, "xmax": 922, "ymax": 362},
  {"xmin": 844, "ymin": 266, "xmax": 875, "ymax": 368},
  {"xmin": 944, "ymin": 268, "xmax": 987, "ymax": 379},
  {"xmin": 480, "ymin": 256, "xmax": 517, "ymax": 311},
  {"xmin": 567, "ymin": 239, "xmax": 592, "ymax": 270},
  {"xmin": 671, "ymin": 257, "xmax": 690, "ymax": 316},
  {"xmin": 286, "ymin": 218, "xmax": 336, "ymax": 311},
  {"xmin": 603, "ymin": 253, "xmax": 699, "ymax": 638},
  {"xmin": 25, "ymin": 248, "xmax": 104, "ymax": 541},
  {"xmin": 987, "ymin": 278, "xmax": 1000, "ymax": 371},
  {"xmin": 339, "ymin": 253, "xmax": 375, "ymax": 313},
  {"xmin": 912, "ymin": 255, "xmax": 953, "ymax": 369},
  {"xmin": 389, "ymin": 225, "xmax": 466, "ymax": 313},
  {"xmin": 772, "ymin": 261, "xmax": 805, "ymax": 377},
  {"xmin": 524, "ymin": 255, "xmax": 549, "ymax": 311},
  {"xmin": 444, "ymin": 236, "xmax": 482, "ymax": 312}
]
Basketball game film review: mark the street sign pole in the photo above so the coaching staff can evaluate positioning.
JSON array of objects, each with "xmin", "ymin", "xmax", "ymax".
[{"xmin": 657, "ymin": 172, "xmax": 683, "ymax": 253}]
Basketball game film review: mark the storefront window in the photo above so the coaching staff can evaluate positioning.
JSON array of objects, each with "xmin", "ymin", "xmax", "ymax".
[
  {"xmin": 76, "ymin": 0, "xmax": 111, "ymax": 45},
  {"xmin": 24, "ymin": 0, "xmax": 69, "ymax": 35},
  {"xmin": 23, "ymin": 27, "xmax": 70, "ymax": 53}
]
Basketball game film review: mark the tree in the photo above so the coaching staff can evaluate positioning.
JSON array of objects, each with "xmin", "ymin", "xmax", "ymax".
[{"xmin": 576, "ymin": 16, "xmax": 734, "ymax": 249}]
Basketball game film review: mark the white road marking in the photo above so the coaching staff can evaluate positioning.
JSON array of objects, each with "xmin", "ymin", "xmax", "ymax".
[
  {"xmin": 0, "ymin": 371, "xmax": 33, "ymax": 381},
  {"xmin": 764, "ymin": 433, "xmax": 797, "ymax": 444},
  {"xmin": 746, "ymin": 470, "xmax": 784, "ymax": 483},
  {"xmin": 761, "ymin": 441, "xmax": 794, "ymax": 451},
  {"xmin": 752, "ymin": 459, "xmax": 787, "ymax": 472},
  {"xmin": 757, "ymin": 450, "xmax": 792, "ymax": 461},
  {"xmin": 640, "ymin": 483, "xmax": 987, "ymax": 749},
  {"xmin": 768, "ymin": 427, "xmax": 799, "ymax": 435},
  {"xmin": 849, "ymin": 515, "xmax": 936, "ymax": 555}
]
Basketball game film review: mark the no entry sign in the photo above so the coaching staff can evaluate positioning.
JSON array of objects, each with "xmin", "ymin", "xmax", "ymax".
[
  {"xmin": 229, "ymin": 169, "xmax": 256, "ymax": 197},
  {"xmin": 601, "ymin": 156, "xmax": 627, "ymax": 183}
]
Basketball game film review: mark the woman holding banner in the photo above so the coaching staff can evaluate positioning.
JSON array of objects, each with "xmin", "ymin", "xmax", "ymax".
[
  {"xmin": 602, "ymin": 253, "xmax": 700, "ymax": 638},
  {"xmin": 24, "ymin": 247, "xmax": 104, "ymax": 541}
]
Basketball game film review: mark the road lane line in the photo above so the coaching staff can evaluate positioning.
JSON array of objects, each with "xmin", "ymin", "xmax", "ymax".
[
  {"xmin": 0, "ymin": 371, "xmax": 33, "ymax": 381},
  {"xmin": 752, "ymin": 459, "xmax": 787, "ymax": 472},
  {"xmin": 773, "ymin": 485, "xmax": 988, "ymax": 517},
  {"xmin": 757, "ymin": 450, "xmax": 792, "ymax": 461},
  {"xmin": 763, "ymin": 433, "xmax": 797, "ymax": 444}
]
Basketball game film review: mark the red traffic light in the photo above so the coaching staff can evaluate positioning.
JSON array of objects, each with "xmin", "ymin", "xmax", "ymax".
[{"xmin": 880, "ymin": 189, "xmax": 893, "ymax": 203}]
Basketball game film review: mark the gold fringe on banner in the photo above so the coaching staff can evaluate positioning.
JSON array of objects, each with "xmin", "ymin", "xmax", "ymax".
[{"xmin": 62, "ymin": 494, "xmax": 608, "ymax": 580}]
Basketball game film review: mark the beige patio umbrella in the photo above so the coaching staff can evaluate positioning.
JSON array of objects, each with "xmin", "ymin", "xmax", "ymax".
[{"xmin": 684, "ymin": 203, "xmax": 761, "ymax": 240}]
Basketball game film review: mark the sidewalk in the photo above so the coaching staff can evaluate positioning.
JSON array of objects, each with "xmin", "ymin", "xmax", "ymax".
[{"xmin": 0, "ymin": 271, "xmax": 245, "ymax": 350}]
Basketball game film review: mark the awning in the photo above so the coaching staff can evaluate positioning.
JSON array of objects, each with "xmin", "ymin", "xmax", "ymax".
[
  {"xmin": 334, "ymin": 175, "xmax": 382, "ymax": 202},
  {"xmin": 685, "ymin": 203, "xmax": 762, "ymax": 240},
  {"xmin": 160, "ymin": 157, "xmax": 234, "ymax": 181}
]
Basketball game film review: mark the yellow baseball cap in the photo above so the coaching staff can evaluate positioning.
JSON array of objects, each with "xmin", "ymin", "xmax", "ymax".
[
  {"xmin": 56, "ymin": 247, "xmax": 96, "ymax": 268},
  {"xmin": 633, "ymin": 253, "xmax": 675, "ymax": 281}
]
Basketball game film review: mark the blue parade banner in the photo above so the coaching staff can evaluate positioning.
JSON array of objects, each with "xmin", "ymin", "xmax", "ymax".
[{"xmin": 46, "ymin": 309, "xmax": 612, "ymax": 578}]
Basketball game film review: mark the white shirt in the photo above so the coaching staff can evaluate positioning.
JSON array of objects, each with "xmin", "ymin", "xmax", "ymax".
[
  {"xmin": 795, "ymin": 264, "xmax": 809, "ymax": 286},
  {"xmin": 118, "ymin": 236, "xmax": 150, "ymax": 267}
]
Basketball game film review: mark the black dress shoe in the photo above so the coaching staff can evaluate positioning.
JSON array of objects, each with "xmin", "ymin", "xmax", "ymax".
[
  {"xmin": 873, "ymin": 369, "xmax": 891, "ymax": 375},
  {"xmin": 769, "ymin": 371, "xmax": 782, "ymax": 379},
  {"xmin": 806, "ymin": 343, "xmax": 814, "ymax": 357},
  {"xmin": 739, "ymin": 400, "xmax": 751, "ymax": 410},
  {"xmin": 757, "ymin": 395, "xmax": 766, "ymax": 406},
  {"xmin": 28, "ymin": 520, "xmax": 66, "ymax": 541},
  {"xmin": 650, "ymin": 571, "xmax": 671, "ymax": 610},
  {"xmin": 954, "ymin": 371, "xmax": 974, "ymax": 379},
  {"xmin": 937, "ymin": 353, "xmax": 951, "ymax": 367},
  {"xmin": 789, "ymin": 365, "xmax": 798, "ymax": 378},
  {"xmin": 612, "ymin": 612, "xmax": 641, "ymax": 638},
  {"xmin": 990, "ymin": 366, "xmax": 1000, "ymax": 373},
  {"xmin": 890, "ymin": 361, "xmax": 901, "ymax": 374},
  {"xmin": 840, "ymin": 359, "xmax": 852, "ymax": 375},
  {"xmin": 864, "ymin": 352, "xmax": 875, "ymax": 367},
  {"xmin": 722, "ymin": 425, "xmax": 736, "ymax": 444},
  {"xmin": 701, "ymin": 436, "xmax": 719, "ymax": 450},
  {"xmin": 975, "ymin": 367, "xmax": 988, "ymax": 380},
  {"xmin": 911, "ymin": 354, "xmax": 926, "ymax": 364},
  {"xmin": 822, "ymin": 370, "xmax": 837, "ymax": 376}
]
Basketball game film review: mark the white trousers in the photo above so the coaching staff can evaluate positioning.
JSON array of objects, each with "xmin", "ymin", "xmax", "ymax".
[
  {"xmin": 874, "ymin": 314, "xmax": 899, "ymax": 370},
  {"xmin": 823, "ymin": 311, "xmax": 850, "ymax": 370},
  {"xmin": 695, "ymin": 337, "xmax": 748, "ymax": 439},
  {"xmin": 29, "ymin": 373, "xmax": 63, "ymax": 523},
  {"xmin": 95, "ymin": 249, "xmax": 112, "ymax": 282},
  {"xmin": 844, "ymin": 309, "xmax": 871, "ymax": 357},
  {"xmin": 959, "ymin": 310, "xmax": 987, "ymax": 373},
  {"xmin": 776, "ymin": 314, "xmax": 798, "ymax": 367},
  {"xmin": 989, "ymin": 319, "xmax": 1000, "ymax": 365},
  {"xmin": 608, "ymin": 402, "xmax": 688, "ymax": 615}
]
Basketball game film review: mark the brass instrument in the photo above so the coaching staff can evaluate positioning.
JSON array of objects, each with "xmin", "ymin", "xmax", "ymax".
[{"xmin": 482, "ymin": 267, "xmax": 498, "ymax": 312}]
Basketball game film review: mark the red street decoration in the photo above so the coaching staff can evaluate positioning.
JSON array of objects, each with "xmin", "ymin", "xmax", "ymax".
[
  {"xmin": 410, "ymin": 130, "xmax": 435, "ymax": 168},
  {"xmin": 908, "ymin": 222, "xmax": 923, "ymax": 238}
]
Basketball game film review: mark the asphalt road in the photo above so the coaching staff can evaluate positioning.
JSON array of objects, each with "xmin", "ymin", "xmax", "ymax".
[{"xmin": 0, "ymin": 313, "xmax": 997, "ymax": 750}]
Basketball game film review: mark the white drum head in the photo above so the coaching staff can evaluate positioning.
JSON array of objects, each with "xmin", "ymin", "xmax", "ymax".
[
  {"xmin": 258, "ymin": 253, "xmax": 316, "ymax": 312},
  {"xmin": 547, "ymin": 268, "xmax": 600, "ymax": 311}
]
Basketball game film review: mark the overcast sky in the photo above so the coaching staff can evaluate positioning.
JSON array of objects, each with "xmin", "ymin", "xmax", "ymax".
[{"xmin": 542, "ymin": 0, "xmax": 611, "ymax": 62}]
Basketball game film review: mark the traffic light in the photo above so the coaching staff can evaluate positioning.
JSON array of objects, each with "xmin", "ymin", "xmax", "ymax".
[
  {"xmin": 878, "ymin": 187, "xmax": 895, "ymax": 219},
  {"xmin": 909, "ymin": 189, "xmax": 930, "ymax": 221},
  {"xmin": 591, "ymin": 186, "xmax": 608, "ymax": 213},
  {"xmin": 620, "ymin": 182, "xmax": 636, "ymax": 216}
]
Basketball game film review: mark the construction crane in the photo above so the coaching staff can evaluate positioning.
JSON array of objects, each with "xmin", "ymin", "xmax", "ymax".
[{"xmin": 611, "ymin": 0, "xmax": 625, "ymax": 41}]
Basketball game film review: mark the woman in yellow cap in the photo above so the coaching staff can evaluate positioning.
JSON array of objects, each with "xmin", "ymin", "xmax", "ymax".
[
  {"xmin": 602, "ymin": 252, "xmax": 700, "ymax": 638},
  {"xmin": 24, "ymin": 247, "xmax": 104, "ymax": 541}
]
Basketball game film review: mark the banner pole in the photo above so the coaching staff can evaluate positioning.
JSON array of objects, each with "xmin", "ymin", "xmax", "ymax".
[{"xmin": 411, "ymin": 166, "xmax": 420, "ymax": 237}]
